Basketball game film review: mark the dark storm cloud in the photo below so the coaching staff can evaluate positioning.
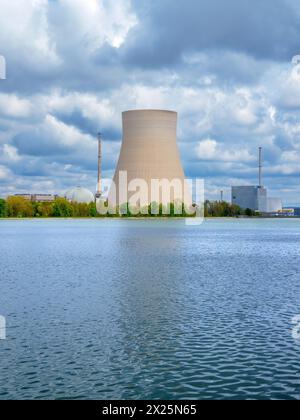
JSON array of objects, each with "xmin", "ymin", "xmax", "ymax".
[
  {"xmin": 0, "ymin": 51, "xmax": 128, "ymax": 96},
  {"xmin": 1, "ymin": 0, "xmax": 300, "ymax": 203},
  {"xmin": 125, "ymin": 0, "xmax": 300, "ymax": 67},
  {"xmin": 54, "ymin": 110, "xmax": 121, "ymax": 140},
  {"xmin": 12, "ymin": 131, "xmax": 70, "ymax": 157},
  {"xmin": 5, "ymin": 0, "xmax": 293, "ymax": 96},
  {"xmin": 4, "ymin": 0, "xmax": 295, "ymax": 97}
]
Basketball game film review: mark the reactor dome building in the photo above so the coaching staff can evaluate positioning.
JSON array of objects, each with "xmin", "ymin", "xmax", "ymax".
[
  {"xmin": 109, "ymin": 110, "xmax": 190, "ymax": 208},
  {"xmin": 65, "ymin": 187, "xmax": 94, "ymax": 204}
]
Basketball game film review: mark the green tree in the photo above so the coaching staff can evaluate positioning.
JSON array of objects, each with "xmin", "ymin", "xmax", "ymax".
[
  {"xmin": 0, "ymin": 199, "xmax": 7, "ymax": 217},
  {"xmin": 204, "ymin": 200, "xmax": 244, "ymax": 217},
  {"xmin": 52, "ymin": 198, "xmax": 74, "ymax": 217},
  {"xmin": 88, "ymin": 202, "xmax": 98, "ymax": 217},
  {"xmin": 73, "ymin": 203, "xmax": 90, "ymax": 217},
  {"xmin": 6, "ymin": 196, "xmax": 34, "ymax": 217},
  {"xmin": 37, "ymin": 202, "xmax": 54, "ymax": 217},
  {"xmin": 245, "ymin": 208, "xmax": 255, "ymax": 217}
]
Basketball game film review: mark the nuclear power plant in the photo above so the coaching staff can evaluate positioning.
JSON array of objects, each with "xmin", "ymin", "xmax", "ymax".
[
  {"xmin": 232, "ymin": 147, "xmax": 283, "ymax": 213},
  {"xmin": 109, "ymin": 110, "xmax": 190, "ymax": 208},
  {"xmin": 10, "ymin": 109, "xmax": 287, "ymax": 215}
]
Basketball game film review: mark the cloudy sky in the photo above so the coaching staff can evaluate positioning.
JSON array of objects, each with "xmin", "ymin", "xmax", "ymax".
[{"xmin": 1, "ymin": 0, "xmax": 300, "ymax": 205}]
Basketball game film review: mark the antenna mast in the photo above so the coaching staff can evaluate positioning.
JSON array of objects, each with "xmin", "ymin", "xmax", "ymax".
[{"xmin": 259, "ymin": 147, "xmax": 263, "ymax": 188}]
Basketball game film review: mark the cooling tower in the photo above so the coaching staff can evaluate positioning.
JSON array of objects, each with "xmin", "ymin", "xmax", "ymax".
[{"xmin": 109, "ymin": 110, "xmax": 190, "ymax": 208}]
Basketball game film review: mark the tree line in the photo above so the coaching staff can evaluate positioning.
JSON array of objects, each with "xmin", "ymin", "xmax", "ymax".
[
  {"xmin": 0, "ymin": 197, "xmax": 195, "ymax": 218},
  {"xmin": 204, "ymin": 200, "xmax": 256, "ymax": 217},
  {"xmin": 0, "ymin": 197, "xmax": 97, "ymax": 218},
  {"xmin": 0, "ymin": 196, "xmax": 256, "ymax": 218}
]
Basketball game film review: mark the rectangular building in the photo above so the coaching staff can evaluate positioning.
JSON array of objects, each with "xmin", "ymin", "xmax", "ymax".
[
  {"xmin": 280, "ymin": 208, "xmax": 295, "ymax": 216},
  {"xmin": 232, "ymin": 186, "xmax": 267, "ymax": 212},
  {"xmin": 14, "ymin": 194, "xmax": 58, "ymax": 202},
  {"xmin": 31, "ymin": 194, "xmax": 57, "ymax": 203}
]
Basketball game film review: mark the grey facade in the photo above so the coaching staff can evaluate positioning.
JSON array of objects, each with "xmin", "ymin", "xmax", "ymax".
[
  {"xmin": 14, "ymin": 194, "xmax": 58, "ymax": 202},
  {"xmin": 232, "ymin": 186, "xmax": 267, "ymax": 212}
]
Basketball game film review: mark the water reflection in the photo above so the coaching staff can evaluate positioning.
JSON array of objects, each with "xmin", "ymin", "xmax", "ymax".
[{"xmin": 0, "ymin": 219, "xmax": 300, "ymax": 400}]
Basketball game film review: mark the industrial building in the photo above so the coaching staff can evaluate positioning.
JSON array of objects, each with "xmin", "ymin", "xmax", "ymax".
[
  {"xmin": 232, "ymin": 186, "xmax": 267, "ymax": 212},
  {"xmin": 14, "ymin": 194, "xmax": 58, "ymax": 202},
  {"xmin": 280, "ymin": 207, "xmax": 300, "ymax": 217},
  {"xmin": 109, "ymin": 110, "xmax": 190, "ymax": 207},
  {"xmin": 231, "ymin": 147, "xmax": 283, "ymax": 213},
  {"xmin": 65, "ymin": 187, "xmax": 94, "ymax": 204}
]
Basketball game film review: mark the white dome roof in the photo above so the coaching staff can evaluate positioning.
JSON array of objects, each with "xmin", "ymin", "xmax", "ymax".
[{"xmin": 66, "ymin": 187, "xmax": 94, "ymax": 203}]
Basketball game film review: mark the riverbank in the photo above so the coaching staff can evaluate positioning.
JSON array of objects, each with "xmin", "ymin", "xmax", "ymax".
[{"xmin": 0, "ymin": 215, "xmax": 299, "ymax": 220}]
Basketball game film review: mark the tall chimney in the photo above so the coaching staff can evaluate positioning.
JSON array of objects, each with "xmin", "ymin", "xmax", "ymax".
[
  {"xmin": 97, "ymin": 133, "xmax": 102, "ymax": 197},
  {"xmin": 259, "ymin": 146, "xmax": 263, "ymax": 188}
]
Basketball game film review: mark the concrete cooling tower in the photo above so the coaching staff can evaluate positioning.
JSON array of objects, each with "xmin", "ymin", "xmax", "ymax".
[{"xmin": 109, "ymin": 110, "xmax": 190, "ymax": 208}]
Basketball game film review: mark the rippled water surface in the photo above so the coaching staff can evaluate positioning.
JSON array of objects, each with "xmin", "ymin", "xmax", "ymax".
[{"xmin": 0, "ymin": 219, "xmax": 300, "ymax": 400}]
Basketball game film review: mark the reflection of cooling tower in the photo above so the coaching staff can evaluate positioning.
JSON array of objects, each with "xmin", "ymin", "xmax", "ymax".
[{"xmin": 110, "ymin": 110, "xmax": 189, "ymax": 207}]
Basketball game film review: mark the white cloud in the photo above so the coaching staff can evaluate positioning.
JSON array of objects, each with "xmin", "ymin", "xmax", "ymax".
[
  {"xmin": 196, "ymin": 138, "xmax": 255, "ymax": 162},
  {"xmin": 0, "ymin": 94, "xmax": 32, "ymax": 118},
  {"xmin": 196, "ymin": 139, "xmax": 218, "ymax": 159},
  {"xmin": 267, "ymin": 163, "xmax": 300, "ymax": 176},
  {"xmin": 1, "ymin": 144, "xmax": 21, "ymax": 162},
  {"xmin": 43, "ymin": 114, "xmax": 94, "ymax": 149},
  {"xmin": 276, "ymin": 63, "xmax": 300, "ymax": 108},
  {"xmin": 45, "ymin": 90, "xmax": 119, "ymax": 130},
  {"xmin": 282, "ymin": 150, "xmax": 300, "ymax": 162},
  {"xmin": 0, "ymin": 0, "xmax": 137, "ymax": 77},
  {"xmin": 0, "ymin": 0, "xmax": 60, "ymax": 68},
  {"xmin": 0, "ymin": 165, "xmax": 11, "ymax": 180},
  {"xmin": 48, "ymin": 0, "xmax": 137, "ymax": 54}
]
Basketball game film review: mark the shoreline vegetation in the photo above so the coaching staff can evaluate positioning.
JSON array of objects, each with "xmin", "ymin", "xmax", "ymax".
[{"xmin": 0, "ymin": 196, "xmax": 257, "ymax": 219}]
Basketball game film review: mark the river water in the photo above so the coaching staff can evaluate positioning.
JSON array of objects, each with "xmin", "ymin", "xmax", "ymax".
[{"xmin": 0, "ymin": 218, "xmax": 300, "ymax": 400}]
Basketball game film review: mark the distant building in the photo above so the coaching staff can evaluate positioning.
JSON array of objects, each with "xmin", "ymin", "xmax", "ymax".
[
  {"xmin": 267, "ymin": 197, "xmax": 283, "ymax": 213},
  {"xmin": 231, "ymin": 147, "xmax": 283, "ymax": 214},
  {"xmin": 32, "ymin": 194, "xmax": 58, "ymax": 203},
  {"xmin": 65, "ymin": 187, "xmax": 94, "ymax": 204},
  {"xmin": 280, "ymin": 207, "xmax": 300, "ymax": 217},
  {"xmin": 232, "ymin": 187, "xmax": 283, "ymax": 214},
  {"xmin": 279, "ymin": 208, "xmax": 295, "ymax": 217},
  {"xmin": 14, "ymin": 194, "xmax": 58, "ymax": 202},
  {"xmin": 232, "ymin": 186, "xmax": 267, "ymax": 212}
]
